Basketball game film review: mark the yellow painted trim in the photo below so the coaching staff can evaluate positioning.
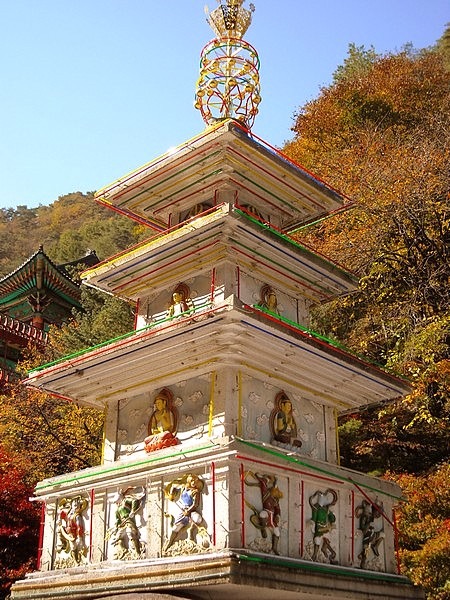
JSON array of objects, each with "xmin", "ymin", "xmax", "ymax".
[
  {"xmin": 83, "ymin": 207, "xmax": 228, "ymax": 281},
  {"xmin": 126, "ymin": 156, "xmax": 226, "ymax": 214},
  {"xmin": 236, "ymin": 257, "xmax": 319, "ymax": 304},
  {"xmin": 227, "ymin": 153, "xmax": 310, "ymax": 210},
  {"xmin": 208, "ymin": 371, "xmax": 216, "ymax": 437},
  {"xmin": 121, "ymin": 250, "xmax": 227, "ymax": 298},
  {"xmin": 335, "ymin": 408, "xmax": 341, "ymax": 466},
  {"xmin": 232, "ymin": 137, "xmax": 337, "ymax": 209},
  {"xmin": 95, "ymin": 121, "xmax": 227, "ymax": 198},
  {"xmin": 101, "ymin": 404, "xmax": 108, "ymax": 464}
]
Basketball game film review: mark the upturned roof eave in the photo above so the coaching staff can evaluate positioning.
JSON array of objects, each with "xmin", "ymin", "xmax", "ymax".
[
  {"xmin": 26, "ymin": 303, "xmax": 409, "ymax": 412},
  {"xmin": 81, "ymin": 205, "xmax": 357, "ymax": 303},
  {"xmin": 93, "ymin": 120, "xmax": 349, "ymax": 228},
  {"xmin": 0, "ymin": 247, "xmax": 81, "ymax": 306}
]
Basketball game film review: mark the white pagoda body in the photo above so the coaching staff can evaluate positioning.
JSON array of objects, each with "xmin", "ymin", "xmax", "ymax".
[{"xmin": 12, "ymin": 3, "xmax": 423, "ymax": 599}]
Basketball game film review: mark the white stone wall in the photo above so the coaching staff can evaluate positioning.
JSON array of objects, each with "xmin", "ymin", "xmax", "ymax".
[
  {"xmin": 36, "ymin": 440, "xmax": 399, "ymax": 575},
  {"xmin": 134, "ymin": 268, "xmax": 313, "ymax": 334},
  {"xmin": 107, "ymin": 368, "xmax": 336, "ymax": 467},
  {"xmin": 114, "ymin": 374, "xmax": 223, "ymax": 461}
]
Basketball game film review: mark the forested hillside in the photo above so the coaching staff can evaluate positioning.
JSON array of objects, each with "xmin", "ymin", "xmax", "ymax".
[
  {"xmin": 284, "ymin": 36, "xmax": 450, "ymax": 599},
  {"xmin": 0, "ymin": 192, "xmax": 148, "ymax": 278},
  {"xmin": 1, "ymin": 28, "xmax": 449, "ymax": 600}
]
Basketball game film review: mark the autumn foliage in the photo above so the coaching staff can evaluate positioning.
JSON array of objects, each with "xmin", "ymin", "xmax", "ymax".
[
  {"xmin": 0, "ymin": 446, "xmax": 40, "ymax": 600},
  {"xmin": 284, "ymin": 36, "xmax": 450, "ymax": 599},
  {"xmin": 0, "ymin": 26, "xmax": 449, "ymax": 600},
  {"xmin": 392, "ymin": 466, "xmax": 450, "ymax": 599}
]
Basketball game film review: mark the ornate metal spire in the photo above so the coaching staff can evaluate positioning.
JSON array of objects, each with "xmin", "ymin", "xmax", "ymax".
[
  {"xmin": 195, "ymin": 0, "xmax": 261, "ymax": 130},
  {"xmin": 205, "ymin": 0, "xmax": 255, "ymax": 39}
]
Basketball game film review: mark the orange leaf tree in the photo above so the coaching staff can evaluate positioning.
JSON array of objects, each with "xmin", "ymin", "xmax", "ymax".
[{"xmin": 284, "ymin": 37, "xmax": 450, "ymax": 599}]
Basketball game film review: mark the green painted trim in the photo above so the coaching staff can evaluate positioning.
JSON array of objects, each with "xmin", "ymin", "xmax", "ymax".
[
  {"xmin": 28, "ymin": 301, "xmax": 213, "ymax": 373},
  {"xmin": 237, "ymin": 438, "xmax": 402, "ymax": 500},
  {"xmin": 234, "ymin": 207, "xmax": 357, "ymax": 282},
  {"xmin": 106, "ymin": 229, "xmax": 221, "ymax": 287},
  {"xmin": 253, "ymin": 304, "xmax": 406, "ymax": 377},
  {"xmin": 235, "ymin": 552, "xmax": 412, "ymax": 584},
  {"xmin": 254, "ymin": 305, "xmax": 349, "ymax": 351},
  {"xmin": 118, "ymin": 149, "xmax": 223, "ymax": 210},
  {"xmin": 232, "ymin": 236, "xmax": 334, "ymax": 297},
  {"xmin": 35, "ymin": 441, "xmax": 216, "ymax": 491},
  {"xmin": 287, "ymin": 203, "xmax": 355, "ymax": 235}
]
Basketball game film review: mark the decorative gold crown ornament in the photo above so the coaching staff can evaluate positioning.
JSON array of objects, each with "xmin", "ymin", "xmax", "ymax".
[
  {"xmin": 195, "ymin": 0, "xmax": 261, "ymax": 130},
  {"xmin": 205, "ymin": 0, "xmax": 255, "ymax": 39}
]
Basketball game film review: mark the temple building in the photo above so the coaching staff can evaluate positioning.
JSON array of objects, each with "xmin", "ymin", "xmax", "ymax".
[
  {"xmin": 11, "ymin": 2, "xmax": 423, "ymax": 599},
  {"xmin": 0, "ymin": 246, "xmax": 98, "ymax": 385}
]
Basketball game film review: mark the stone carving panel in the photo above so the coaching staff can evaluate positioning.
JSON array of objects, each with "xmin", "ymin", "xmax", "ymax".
[
  {"xmin": 106, "ymin": 486, "xmax": 146, "ymax": 560},
  {"xmin": 304, "ymin": 488, "xmax": 339, "ymax": 564},
  {"xmin": 54, "ymin": 495, "xmax": 89, "ymax": 569},
  {"xmin": 163, "ymin": 473, "xmax": 211, "ymax": 555},
  {"xmin": 244, "ymin": 471, "xmax": 285, "ymax": 555},
  {"xmin": 355, "ymin": 497, "xmax": 385, "ymax": 571},
  {"xmin": 144, "ymin": 387, "xmax": 180, "ymax": 453},
  {"xmin": 270, "ymin": 390, "xmax": 302, "ymax": 449}
]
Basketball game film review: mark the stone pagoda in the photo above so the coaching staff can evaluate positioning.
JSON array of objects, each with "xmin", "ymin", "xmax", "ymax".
[{"xmin": 12, "ymin": 2, "xmax": 423, "ymax": 599}]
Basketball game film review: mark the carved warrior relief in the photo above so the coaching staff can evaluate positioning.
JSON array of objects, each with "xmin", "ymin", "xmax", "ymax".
[
  {"xmin": 244, "ymin": 471, "xmax": 283, "ymax": 555},
  {"xmin": 55, "ymin": 495, "xmax": 89, "ymax": 568},
  {"xmin": 144, "ymin": 388, "xmax": 180, "ymax": 453},
  {"xmin": 163, "ymin": 473, "xmax": 210, "ymax": 556},
  {"xmin": 355, "ymin": 498, "xmax": 385, "ymax": 570},
  {"xmin": 107, "ymin": 487, "xmax": 146, "ymax": 560},
  {"xmin": 306, "ymin": 489, "xmax": 338, "ymax": 564}
]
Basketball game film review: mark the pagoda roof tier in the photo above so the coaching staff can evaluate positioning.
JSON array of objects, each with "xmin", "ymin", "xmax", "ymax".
[
  {"xmin": 0, "ymin": 247, "xmax": 82, "ymax": 313},
  {"xmin": 94, "ymin": 119, "xmax": 350, "ymax": 232},
  {"xmin": 82, "ymin": 203, "xmax": 357, "ymax": 304},
  {"xmin": 26, "ymin": 302, "xmax": 409, "ymax": 413}
]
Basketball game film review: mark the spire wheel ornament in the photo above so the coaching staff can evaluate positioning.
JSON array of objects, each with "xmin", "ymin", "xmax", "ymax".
[{"xmin": 195, "ymin": 0, "xmax": 261, "ymax": 130}]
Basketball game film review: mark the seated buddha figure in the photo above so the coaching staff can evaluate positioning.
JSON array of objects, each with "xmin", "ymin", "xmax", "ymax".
[
  {"xmin": 270, "ymin": 391, "xmax": 302, "ymax": 449},
  {"xmin": 167, "ymin": 283, "xmax": 194, "ymax": 319},
  {"xmin": 144, "ymin": 388, "xmax": 180, "ymax": 453},
  {"xmin": 259, "ymin": 284, "xmax": 281, "ymax": 316}
]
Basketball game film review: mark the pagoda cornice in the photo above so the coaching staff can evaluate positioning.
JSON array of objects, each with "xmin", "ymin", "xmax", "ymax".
[
  {"xmin": 26, "ymin": 300, "xmax": 409, "ymax": 413},
  {"xmin": 82, "ymin": 203, "xmax": 357, "ymax": 304},
  {"xmin": 94, "ymin": 120, "xmax": 351, "ymax": 232},
  {"xmin": 32, "ymin": 437, "xmax": 402, "ymax": 502}
]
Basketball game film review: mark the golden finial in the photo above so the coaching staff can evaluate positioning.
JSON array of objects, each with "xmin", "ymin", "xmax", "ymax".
[
  {"xmin": 205, "ymin": 0, "xmax": 255, "ymax": 39},
  {"xmin": 195, "ymin": 1, "xmax": 261, "ymax": 130}
]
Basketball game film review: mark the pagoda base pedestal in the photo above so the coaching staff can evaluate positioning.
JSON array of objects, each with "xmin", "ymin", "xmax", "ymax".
[
  {"xmin": 11, "ymin": 551, "xmax": 424, "ymax": 600},
  {"xmin": 11, "ymin": 440, "xmax": 424, "ymax": 600}
]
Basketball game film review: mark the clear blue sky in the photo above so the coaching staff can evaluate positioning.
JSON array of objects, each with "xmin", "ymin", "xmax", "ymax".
[{"xmin": 0, "ymin": 0, "xmax": 448, "ymax": 209}]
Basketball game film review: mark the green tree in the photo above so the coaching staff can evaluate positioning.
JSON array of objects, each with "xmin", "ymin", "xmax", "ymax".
[
  {"xmin": 1, "ymin": 286, "xmax": 136, "ymax": 483},
  {"xmin": 0, "ymin": 191, "xmax": 150, "ymax": 277}
]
